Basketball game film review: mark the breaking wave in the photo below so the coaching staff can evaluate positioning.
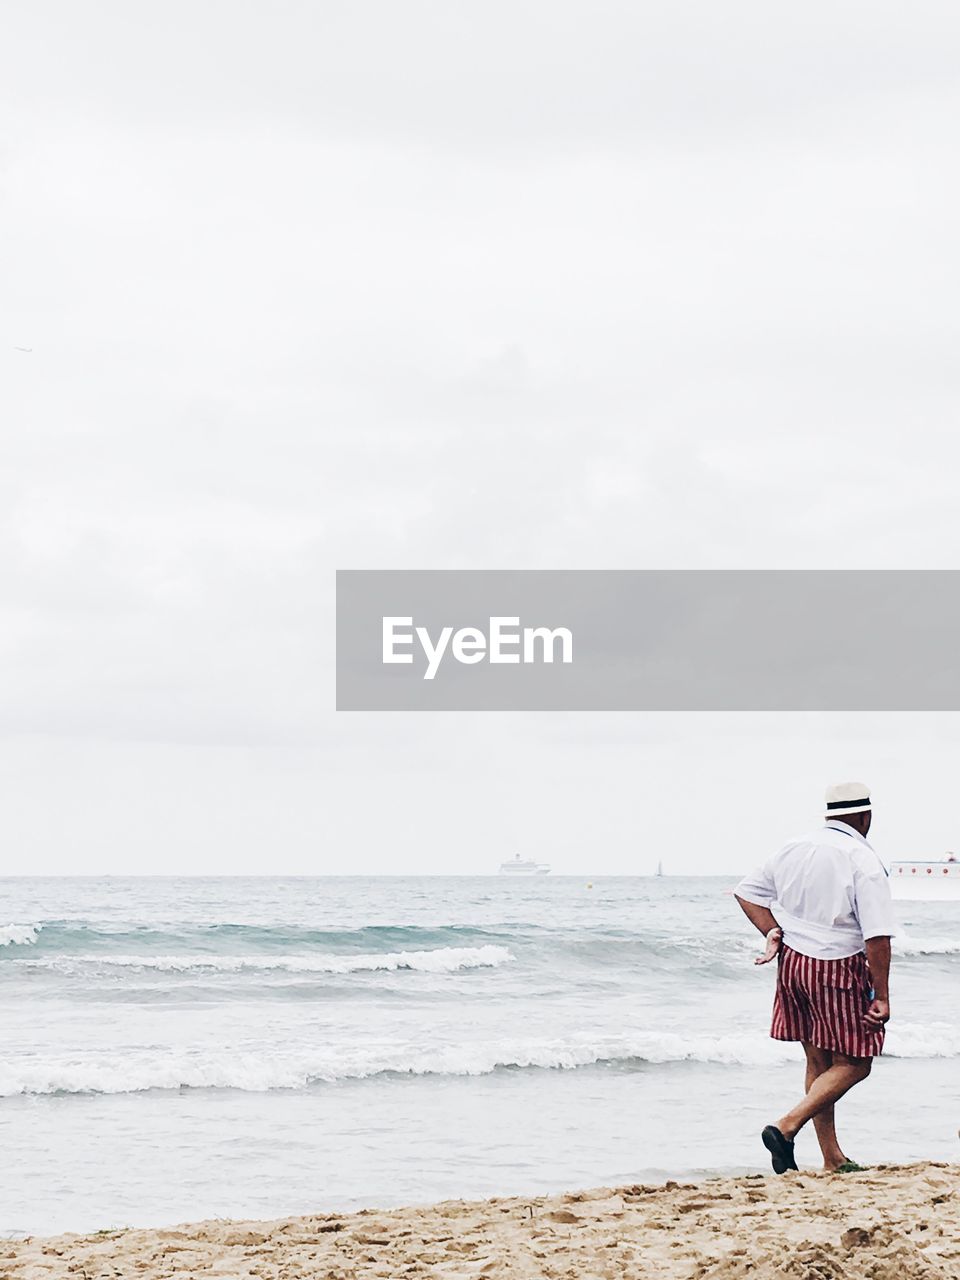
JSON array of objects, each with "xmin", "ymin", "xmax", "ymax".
[
  {"xmin": 893, "ymin": 935, "xmax": 960, "ymax": 956},
  {"xmin": 13, "ymin": 945, "xmax": 513, "ymax": 976},
  {"xmin": 2, "ymin": 1021, "xmax": 957, "ymax": 1097},
  {"xmin": 0, "ymin": 925, "xmax": 41, "ymax": 947}
]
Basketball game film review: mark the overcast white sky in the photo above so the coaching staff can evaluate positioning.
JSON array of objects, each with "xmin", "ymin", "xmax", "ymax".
[{"xmin": 3, "ymin": 2, "xmax": 960, "ymax": 874}]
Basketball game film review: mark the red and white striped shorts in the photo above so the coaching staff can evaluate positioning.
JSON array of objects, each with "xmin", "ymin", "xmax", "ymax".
[{"xmin": 771, "ymin": 944, "xmax": 884, "ymax": 1059}]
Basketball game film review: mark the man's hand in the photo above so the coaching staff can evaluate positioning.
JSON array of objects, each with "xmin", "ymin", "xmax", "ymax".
[
  {"xmin": 864, "ymin": 997, "xmax": 890, "ymax": 1029},
  {"xmin": 754, "ymin": 927, "xmax": 782, "ymax": 966},
  {"xmin": 735, "ymin": 897, "xmax": 782, "ymax": 964}
]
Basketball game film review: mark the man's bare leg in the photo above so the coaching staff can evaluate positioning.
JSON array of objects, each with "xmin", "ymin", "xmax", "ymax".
[
  {"xmin": 776, "ymin": 1051, "xmax": 871, "ymax": 1149},
  {"xmin": 801, "ymin": 1043, "xmax": 848, "ymax": 1170}
]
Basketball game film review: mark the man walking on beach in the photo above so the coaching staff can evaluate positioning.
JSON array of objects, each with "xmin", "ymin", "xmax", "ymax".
[{"xmin": 734, "ymin": 783, "xmax": 895, "ymax": 1174}]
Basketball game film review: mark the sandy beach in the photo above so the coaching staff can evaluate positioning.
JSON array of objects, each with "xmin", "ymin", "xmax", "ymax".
[{"xmin": 3, "ymin": 1162, "xmax": 957, "ymax": 1280}]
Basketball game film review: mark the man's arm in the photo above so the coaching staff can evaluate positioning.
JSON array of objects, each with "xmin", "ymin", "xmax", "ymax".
[
  {"xmin": 735, "ymin": 895, "xmax": 778, "ymax": 936},
  {"xmin": 853, "ymin": 856, "xmax": 895, "ymax": 1029},
  {"xmin": 734, "ymin": 895, "xmax": 782, "ymax": 965},
  {"xmin": 864, "ymin": 935, "xmax": 891, "ymax": 1028}
]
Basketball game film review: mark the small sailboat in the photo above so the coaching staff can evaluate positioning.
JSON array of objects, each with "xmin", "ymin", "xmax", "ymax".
[{"xmin": 655, "ymin": 860, "xmax": 664, "ymax": 877}]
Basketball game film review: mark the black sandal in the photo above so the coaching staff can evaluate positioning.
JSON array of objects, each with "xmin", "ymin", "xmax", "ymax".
[{"xmin": 761, "ymin": 1124, "xmax": 798, "ymax": 1174}]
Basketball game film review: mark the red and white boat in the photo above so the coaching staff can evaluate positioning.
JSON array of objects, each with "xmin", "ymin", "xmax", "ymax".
[{"xmin": 890, "ymin": 855, "xmax": 960, "ymax": 900}]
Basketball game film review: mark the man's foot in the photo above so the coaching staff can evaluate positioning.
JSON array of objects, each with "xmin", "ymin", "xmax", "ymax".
[{"xmin": 761, "ymin": 1125, "xmax": 799, "ymax": 1174}]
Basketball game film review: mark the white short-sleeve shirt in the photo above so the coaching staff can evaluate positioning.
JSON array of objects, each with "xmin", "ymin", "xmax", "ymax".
[{"xmin": 735, "ymin": 820, "xmax": 896, "ymax": 960}]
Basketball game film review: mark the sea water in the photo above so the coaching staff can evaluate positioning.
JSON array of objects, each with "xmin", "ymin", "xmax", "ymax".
[{"xmin": 1, "ymin": 876, "xmax": 957, "ymax": 1236}]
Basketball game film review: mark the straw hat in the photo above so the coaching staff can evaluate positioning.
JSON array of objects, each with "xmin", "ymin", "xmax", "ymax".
[{"xmin": 824, "ymin": 782, "xmax": 871, "ymax": 817}]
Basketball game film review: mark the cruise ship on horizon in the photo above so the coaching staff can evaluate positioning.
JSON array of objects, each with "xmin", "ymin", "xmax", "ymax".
[
  {"xmin": 889, "ymin": 853, "xmax": 960, "ymax": 900},
  {"xmin": 499, "ymin": 855, "xmax": 551, "ymax": 876}
]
